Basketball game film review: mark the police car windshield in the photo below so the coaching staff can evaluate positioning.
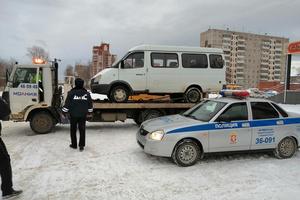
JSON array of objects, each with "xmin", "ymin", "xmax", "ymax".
[{"xmin": 182, "ymin": 100, "xmax": 227, "ymax": 122}]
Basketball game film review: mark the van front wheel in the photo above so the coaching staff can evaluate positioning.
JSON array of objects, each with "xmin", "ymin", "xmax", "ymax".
[
  {"xmin": 110, "ymin": 85, "xmax": 129, "ymax": 103},
  {"xmin": 184, "ymin": 87, "xmax": 202, "ymax": 103}
]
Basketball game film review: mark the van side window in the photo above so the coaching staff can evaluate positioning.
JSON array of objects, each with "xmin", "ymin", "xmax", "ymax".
[
  {"xmin": 209, "ymin": 54, "xmax": 224, "ymax": 69},
  {"xmin": 123, "ymin": 52, "xmax": 144, "ymax": 69},
  {"xmin": 151, "ymin": 53, "xmax": 178, "ymax": 68},
  {"xmin": 182, "ymin": 54, "xmax": 208, "ymax": 68}
]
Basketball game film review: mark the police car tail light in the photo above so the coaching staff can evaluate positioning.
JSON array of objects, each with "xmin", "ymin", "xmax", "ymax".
[{"xmin": 219, "ymin": 90, "xmax": 250, "ymax": 98}]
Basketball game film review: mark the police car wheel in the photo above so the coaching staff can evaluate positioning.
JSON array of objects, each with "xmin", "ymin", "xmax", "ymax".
[
  {"xmin": 110, "ymin": 86, "xmax": 129, "ymax": 103},
  {"xmin": 274, "ymin": 137, "xmax": 297, "ymax": 159},
  {"xmin": 184, "ymin": 87, "xmax": 202, "ymax": 103},
  {"xmin": 30, "ymin": 111, "xmax": 55, "ymax": 134},
  {"xmin": 172, "ymin": 139, "xmax": 201, "ymax": 167}
]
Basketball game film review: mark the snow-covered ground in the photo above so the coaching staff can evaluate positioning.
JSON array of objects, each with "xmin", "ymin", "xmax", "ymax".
[
  {"xmin": 1, "ymin": 89, "xmax": 300, "ymax": 199},
  {"xmin": 0, "ymin": 105, "xmax": 299, "ymax": 199}
]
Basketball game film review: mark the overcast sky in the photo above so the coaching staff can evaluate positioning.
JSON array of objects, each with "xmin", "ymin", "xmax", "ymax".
[{"xmin": 0, "ymin": 0, "xmax": 300, "ymax": 75}]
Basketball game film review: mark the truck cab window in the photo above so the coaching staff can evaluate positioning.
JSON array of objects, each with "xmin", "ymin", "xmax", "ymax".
[
  {"xmin": 13, "ymin": 68, "xmax": 37, "ymax": 88},
  {"xmin": 123, "ymin": 52, "xmax": 144, "ymax": 69}
]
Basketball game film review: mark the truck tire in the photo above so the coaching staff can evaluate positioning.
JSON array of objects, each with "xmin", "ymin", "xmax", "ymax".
[
  {"xmin": 30, "ymin": 111, "xmax": 55, "ymax": 134},
  {"xmin": 110, "ymin": 85, "xmax": 129, "ymax": 103},
  {"xmin": 172, "ymin": 139, "xmax": 201, "ymax": 167},
  {"xmin": 184, "ymin": 87, "xmax": 202, "ymax": 103},
  {"xmin": 143, "ymin": 110, "xmax": 162, "ymax": 121},
  {"xmin": 274, "ymin": 137, "xmax": 297, "ymax": 159}
]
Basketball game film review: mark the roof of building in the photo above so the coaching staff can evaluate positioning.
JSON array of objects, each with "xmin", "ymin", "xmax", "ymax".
[{"xmin": 129, "ymin": 44, "xmax": 223, "ymax": 53}]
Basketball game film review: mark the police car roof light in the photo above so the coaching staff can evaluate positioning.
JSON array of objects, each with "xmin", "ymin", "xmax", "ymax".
[{"xmin": 219, "ymin": 90, "xmax": 250, "ymax": 98}]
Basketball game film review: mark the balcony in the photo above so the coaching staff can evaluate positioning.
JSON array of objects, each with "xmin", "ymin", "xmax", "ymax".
[
  {"xmin": 262, "ymin": 45, "xmax": 270, "ymax": 50},
  {"xmin": 261, "ymin": 60, "xmax": 269, "ymax": 65},
  {"xmin": 261, "ymin": 64, "xmax": 269, "ymax": 70},
  {"xmin": 260, "ymin": 75, "xmax": 268, "ymax": 80},
  {"xmin": 223, "ymin": 37, "xmax": 231, "ymax": 41},
  {"xmin": 236, "ymin": 59, "xmax": 245, "ymax": 64},
  {"xmin": 222, "ymin": 46, "xmax": 231, "ymax": 51}
]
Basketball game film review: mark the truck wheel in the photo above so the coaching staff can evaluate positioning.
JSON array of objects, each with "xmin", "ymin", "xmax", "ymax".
[
  {"xmin": 110, "ymin": 85, "xmax": 129, "ymax": 103},
  {"xmin": 30, "ymin": 111, "xmax": 55, "ymax": 134},
  {"xmin": 274, "ymin": 137, "xmax": 297, "ymax": 159},
  {"xmin": 184, "ymin": 87, "xmax": 202, "ymax": 103},
  {"xmin": 134, "ymin": 112, "xmax": 143, "ymax": 126},
  {"xmin": 144, "ymin": 110, "xmax": 162, "ymax": 121},
  {"xmin": 172, "ymin": 139, "xmax": 201, "ymax": 167}
]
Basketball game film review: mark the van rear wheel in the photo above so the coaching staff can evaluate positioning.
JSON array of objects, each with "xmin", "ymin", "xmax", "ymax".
[
  {"xmin": 184, "ymin": 87, "xmax": 202, "ymax": 103},
  {"xmin": 110, "ymin": 85, "xmax": 129, "ymax": 103}
]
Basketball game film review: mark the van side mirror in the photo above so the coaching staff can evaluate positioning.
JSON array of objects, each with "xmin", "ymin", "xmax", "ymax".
[
  {"xmin": 217, "ymin": 114, "xmax": 231, "ymax": 123},
  {"xmin": 6, "ymin": 69, "xmax": 10, "ymax": 83}
]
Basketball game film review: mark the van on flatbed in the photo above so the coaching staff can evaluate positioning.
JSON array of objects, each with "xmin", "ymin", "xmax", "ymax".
[{"xmin": 91, "ymin": 45, "xmax": 225, "ymax": 103}]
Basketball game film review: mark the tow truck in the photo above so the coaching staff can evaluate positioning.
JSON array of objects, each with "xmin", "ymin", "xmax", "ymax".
[{"xmin": 1, "ymin": 60, "xmax": 194, "ymax": 134}]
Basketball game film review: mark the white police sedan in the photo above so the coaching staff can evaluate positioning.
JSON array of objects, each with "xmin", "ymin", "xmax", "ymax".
[{"xmin": 136, "ymin": 91, "xmax": 300, "ymax": 167}]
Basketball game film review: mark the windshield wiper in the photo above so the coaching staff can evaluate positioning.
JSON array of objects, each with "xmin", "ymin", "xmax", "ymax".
[{"xmin": 186, "ymin": 115, "xmax": 199, "ymax": 120}]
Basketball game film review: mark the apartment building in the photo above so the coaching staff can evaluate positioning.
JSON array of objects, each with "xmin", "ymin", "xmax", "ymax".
[
  {"xmin": 91, "ymin": 43, "xmax": 117, "ymax": 77},
  {"xmin": 200, "ymin": 29, "xmax": 289, "ymax": 88}
]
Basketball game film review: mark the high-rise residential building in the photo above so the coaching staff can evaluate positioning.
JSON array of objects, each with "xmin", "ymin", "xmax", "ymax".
[
  {"xmin": 91, "ymin": 43, "xmax": 117, "ymax": 77},
  {"xmin": 200, "ymin": 29, "xmax": 289, "ymax": 88}
]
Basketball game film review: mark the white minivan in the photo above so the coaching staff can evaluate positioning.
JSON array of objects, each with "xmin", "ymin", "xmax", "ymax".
[{"xmin": 91, "ymin": 45, "xmax": 226, "ymax": 103}]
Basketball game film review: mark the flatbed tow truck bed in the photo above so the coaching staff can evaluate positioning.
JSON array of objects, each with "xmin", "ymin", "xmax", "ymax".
[{"xmin": 90, "ymin": 101, "xmax": 195, "ymax": 125}]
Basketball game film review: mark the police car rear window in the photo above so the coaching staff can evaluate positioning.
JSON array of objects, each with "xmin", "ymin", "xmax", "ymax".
[{"xmin": 251, "ymin": 102, "xmax": 279, "ymax": 120}]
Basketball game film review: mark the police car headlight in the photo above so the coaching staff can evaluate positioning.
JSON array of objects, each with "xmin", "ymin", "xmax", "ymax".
[{"xmin": 149, "ymin": 130, "xmax": 165, "ymax": 141}]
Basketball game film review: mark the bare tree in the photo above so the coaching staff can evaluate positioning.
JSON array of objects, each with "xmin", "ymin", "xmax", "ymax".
[
  {"xmin": 0, "ymin": 58, "xmax": 16, "ymax": 89},
  {"xmin": 27, "ymin": 45, "xmax": 49, "ymax": 61}
]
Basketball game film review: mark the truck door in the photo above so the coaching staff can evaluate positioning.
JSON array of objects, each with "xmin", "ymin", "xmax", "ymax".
[
  {"xmin": 209, "ymin": 102, "xmax": 252, "ymax": 152},
  {"xmin": 119, "ymin": 52, "xmax": 147, "ymax": 91},
  {"xmin": 9, "ymin": 67, "xmax": 39, "ymax": 114}
]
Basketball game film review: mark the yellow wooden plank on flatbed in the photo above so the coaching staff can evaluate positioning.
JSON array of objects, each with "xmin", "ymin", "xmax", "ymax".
[{"xmin": 92, "ymin": 103, "xmax": 195, "ymax": 109}]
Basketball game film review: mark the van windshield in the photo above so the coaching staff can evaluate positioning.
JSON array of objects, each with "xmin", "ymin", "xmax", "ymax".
[{"xmin": 182, "ymin": 100, "xmax": 227, "ymax": 122}]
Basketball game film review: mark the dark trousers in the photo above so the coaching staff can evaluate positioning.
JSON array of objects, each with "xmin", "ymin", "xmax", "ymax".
[
  {"xmin": 0, "ymin": 123, "xmax": 13, "ymax": 195},
  {"xmin": 70, "ymin": 117, "xmax": 86, "ymax": 147}
]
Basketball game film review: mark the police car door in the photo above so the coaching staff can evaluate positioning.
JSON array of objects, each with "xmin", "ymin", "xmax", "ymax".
[
  {"xmin": 209, "ymin": 102, "xmax": 252, "ymax": 152},
  {"xmin": 250, "ymin": 102, "xmax": 283, "ymax": 150}
]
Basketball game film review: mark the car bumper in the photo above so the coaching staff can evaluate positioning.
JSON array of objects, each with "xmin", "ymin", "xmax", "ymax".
[
  {"xmin": 136, "ymin": 129, "xmax": 175, "ymax": 157},
  {"xmin": 91, "ymin": 84, "xmax": 110, "ymax": 94}
]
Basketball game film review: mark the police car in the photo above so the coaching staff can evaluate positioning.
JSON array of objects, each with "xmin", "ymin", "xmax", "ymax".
[{"xmin": 136, "ymin": 90, "xmax": 300, "ymax": 167}]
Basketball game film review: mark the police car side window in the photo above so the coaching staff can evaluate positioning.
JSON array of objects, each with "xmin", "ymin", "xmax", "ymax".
[
  {"xmin": 251, "ymin": 102, "xmax": 279, "ymax": 120},
  {"xmin": 271, "ymin": 103, "xmax": 288, "ymax": 117},
  {"xmin": 216, "ymin": 102, "xmax": 248, "ymax": 122}
]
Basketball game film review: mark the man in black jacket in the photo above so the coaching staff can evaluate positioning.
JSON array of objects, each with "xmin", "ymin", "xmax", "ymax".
[
  {"xmin": 62, "ymin": 78, "xmax": 93, "ymax": 151},
  {"xmin": 0, "ymin": 97, "xmax": 22, "ymax": 199}
]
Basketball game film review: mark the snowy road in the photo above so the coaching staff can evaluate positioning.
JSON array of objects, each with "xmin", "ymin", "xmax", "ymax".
[{"xmin": 1, "ymin": 119, "xmax": 300, "ymax": 200}]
